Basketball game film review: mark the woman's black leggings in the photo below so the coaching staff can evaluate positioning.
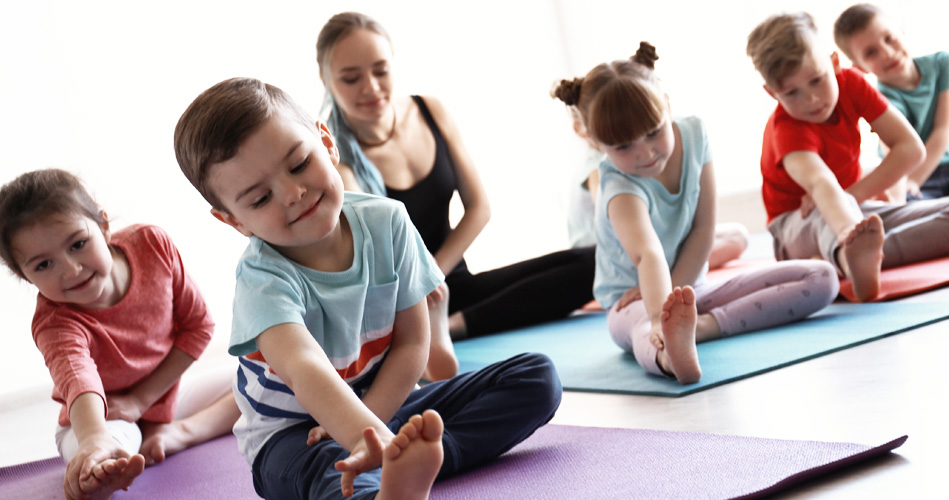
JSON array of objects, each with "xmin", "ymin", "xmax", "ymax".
[{"xmin": 446, "ymin": 246, "xmax": 596, "ymax": 338}]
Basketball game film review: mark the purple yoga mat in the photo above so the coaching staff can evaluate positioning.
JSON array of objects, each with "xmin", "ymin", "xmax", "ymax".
[
  {"xmin": 0, "ymin": 435, "xmax": 256, "ymax": 500},
  {"xmin": 0, "ymin": 425, "xmax": 905, "ymax": 500}
]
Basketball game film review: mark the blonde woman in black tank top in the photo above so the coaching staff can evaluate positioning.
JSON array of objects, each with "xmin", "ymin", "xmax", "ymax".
[{"xmin": 318, "ymin": 13, "xmax": 596, "ymax": 382}]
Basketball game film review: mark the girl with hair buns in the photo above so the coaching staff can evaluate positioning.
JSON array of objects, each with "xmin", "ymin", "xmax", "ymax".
[
  {"xmin": 316, "ymin": 11, "xmax": 596, "ymax": 381},
  {"xmin": 553, "ymin": 43, "xmax": 839, "ymax": 384},
  {"xmin": 560, "ymin": 87, "xmax": 750, "ymax": 265}
]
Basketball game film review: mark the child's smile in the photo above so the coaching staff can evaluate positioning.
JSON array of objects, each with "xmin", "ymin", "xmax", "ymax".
[
  {"xmin": 602, "ymin": 117, "xmax": 675, "ymax": 179},
  {"xmin": 13, "ymin": 215, "xmax": 127, "ymax": 309},
  {"xmin": 290, "ymin": 197, "xmax": 322, "ymax": 225},
  {"xmin": 846, "ymin": 14, "xmax": 917, "ymax": 89},
  {"xmin": 209, "ymin": 112, "xmax": 350, "ymax": 269},
  {"xmin": 65, "ymin": 272, "xmax": 96, "ymax": 292}
]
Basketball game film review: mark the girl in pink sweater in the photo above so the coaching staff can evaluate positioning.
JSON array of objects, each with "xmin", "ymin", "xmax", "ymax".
[{"xmin": 0, "ymin": 169, "xmax": 239, "ymax": 500}]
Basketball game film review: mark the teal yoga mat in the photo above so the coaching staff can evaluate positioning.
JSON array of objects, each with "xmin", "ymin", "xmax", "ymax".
[{"xmin": 454, "ymin": 302, "xmax": 949, "ymax": 396}]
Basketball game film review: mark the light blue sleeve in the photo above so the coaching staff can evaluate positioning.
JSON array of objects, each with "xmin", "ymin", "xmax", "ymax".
[
  {"xmin": 229, "ymin": 244, "xmax": 309, "ymax": 356},
  {"xmin": 601, "ymin": 166, "xmax": 651, "ymax": 211}
]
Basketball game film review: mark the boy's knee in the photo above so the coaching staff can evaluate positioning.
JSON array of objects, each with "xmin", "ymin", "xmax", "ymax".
[{"xmin": 511, "ymin": 353, "xmax": 563, "ymax": 414}]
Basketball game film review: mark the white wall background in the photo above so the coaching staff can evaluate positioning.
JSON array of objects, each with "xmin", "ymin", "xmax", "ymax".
[{"xmin": 1, "ymin": 0, "xmax": 945, "ymax": 398}]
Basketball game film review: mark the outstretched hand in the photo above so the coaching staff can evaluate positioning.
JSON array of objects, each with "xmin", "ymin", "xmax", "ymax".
[
  {"xmin": 334, "ymin": 427, "xmax": 389, "ymax": 497},
  {"xmin": 63, "ymin": 436, "xmax": 143, "ymax": 500}
]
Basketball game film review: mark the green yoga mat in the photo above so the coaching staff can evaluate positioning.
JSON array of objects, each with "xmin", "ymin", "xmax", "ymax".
[{"xmin": 454, "ymin": 302, "xmax": 949, "ymax": 397}]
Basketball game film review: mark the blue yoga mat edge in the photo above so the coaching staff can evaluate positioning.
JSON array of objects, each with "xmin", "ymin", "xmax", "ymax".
[{"xmin": 454, "ymin": 302, "xmax": 949, "ymax": 397}]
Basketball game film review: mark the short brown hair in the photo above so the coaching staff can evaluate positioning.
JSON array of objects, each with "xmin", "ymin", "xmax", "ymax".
[
  {"xmin": 0, "ymin": 168, "xmax": 105, "ymax": 279},
  {"xmin": 173, "ymin": 77, "xmax": 318, "ymax": 211},
  {"xmin": 834, "ymin": 4, "xmax": 883, "ymax": 59},
  {"xmin": 551, "ymin": 42, "xmax": 665, "ymax": 146},
  {"xmin": 747, "ymin": 12, "xmax": 820, "ymax": 89}
]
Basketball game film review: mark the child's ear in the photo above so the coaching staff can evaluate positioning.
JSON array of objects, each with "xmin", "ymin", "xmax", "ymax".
[
  {"xmin": 831, "ymin": 52, "xmax": 842, "ymax": 73},
  {"xmin": 210, "ymin": 208, "xmax": 253, "ymax": 237},
  {"xmin": 98, "ymin": 210, "xmax": 112, "ymax": 244},
  {"xmin": 317, "ymin": 121, "xmax": 340, "ymax": 166},
  {"xmin": 763, "ymin": 84, "xmax": 778, "ymax": 100}
]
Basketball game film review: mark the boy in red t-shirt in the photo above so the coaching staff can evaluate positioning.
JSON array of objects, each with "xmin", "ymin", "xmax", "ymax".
[{"xmin": 746, "ymin": 11, "xmax": 949, "ymax": 302}]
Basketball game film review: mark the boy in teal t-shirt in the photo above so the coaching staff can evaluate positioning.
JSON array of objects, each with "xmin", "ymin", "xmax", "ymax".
[
  {"xmin": 835, "ymin": 3, "xmax": 949, "ymax": 199},
  {"xmin": 174, "ymin": 77, "xmax": 561, "ymax": 500}
]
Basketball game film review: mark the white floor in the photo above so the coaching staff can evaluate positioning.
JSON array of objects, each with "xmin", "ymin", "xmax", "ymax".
[{"xmin": 3, "ymin": 287, "xmax": 948, "ymax": 499}]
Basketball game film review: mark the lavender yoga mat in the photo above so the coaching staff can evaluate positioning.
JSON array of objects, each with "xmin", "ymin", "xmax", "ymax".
[
  {"xmin": 0, "ymin": 435, "xmax": 256, "ymax": 500},
  {"xmin": 0, "ymin": 426, "xmax": 905, "ymax": 500}
]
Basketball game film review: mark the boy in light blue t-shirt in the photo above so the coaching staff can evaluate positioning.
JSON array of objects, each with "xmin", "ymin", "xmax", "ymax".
[
  {"xmin": 174, "ymin": 77, "xmax": 561, "ymax": 500},
  {"xmin": 835, "ymin": 4, "xmax": 949, "ymax": 199}
]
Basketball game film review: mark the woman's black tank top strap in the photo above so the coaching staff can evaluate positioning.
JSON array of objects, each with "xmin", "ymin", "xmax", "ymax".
[{"xmin": 386, "ymin": 96, "xmax": 465, "ymax": 273}]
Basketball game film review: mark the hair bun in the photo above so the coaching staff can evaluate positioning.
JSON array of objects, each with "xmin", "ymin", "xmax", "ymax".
[
  {"xmin": 632, "ymin": 42, "xmax": 658, "ymax": 69},
  {"xmin": 551, "ymin": 77, "xmax": 583, "ymax": 106}
]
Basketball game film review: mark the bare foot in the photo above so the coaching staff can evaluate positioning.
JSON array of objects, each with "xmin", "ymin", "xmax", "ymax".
[
  {"xmin": 139, "ymin": 422, "xmax": 191, "ymax": 465},
  {"xmin": 839, "ymin": 214, "xmax": 884, "ymax": 302},
  {"xmin": 139, "ymin": 393, "xmax": 240, "ymax": 466},
  {"xmin": 377, "ymin": 410, "xmax": 444, "ymax": 500},
  {"xmin": 423, "ymin": 315, "xmax": 459, "ymax": 382},
  {"xmin": 80, "ymin": 454, "xmax": 145, "ymax": 500},
  {"xmin": 656, "ymin": 287, "xmax": 702, "ymax": 384}
]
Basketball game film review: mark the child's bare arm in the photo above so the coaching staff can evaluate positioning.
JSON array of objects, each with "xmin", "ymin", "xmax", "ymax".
[
  {"xmin": 107, "ymin": 347, "xmax": 195, "ymax": 422},
  {"xmin": 847, "ymin": 107, "xmax": 924, "ymax": 203},
  {"xmin": 784, "ymin": 151, "xmax": 863, "ymax": 239},
  {"xmin": 256, "ymin": 323, "xmax": 397, "ymax": 495},
  {"xmin": 909, "ymin": 90, "xmax": 949, "ymax": 188},
  {"xmin": 65, "ymin": 393, "xmax": 134, "ymax": 499},
  {"xmin": 254, "ymin": 323, "xmax": 393, "ymax": 452},
  {"xmin": 608, "ymin": 194, "xmax": 671, "ymax": 320},
  {"xmin": 360, "ymin": 299, "xmax": 429, "ymax": 424},
  {"xmin": 670, "ymin": 161, "xmax": 716, "ymax": 288}
]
